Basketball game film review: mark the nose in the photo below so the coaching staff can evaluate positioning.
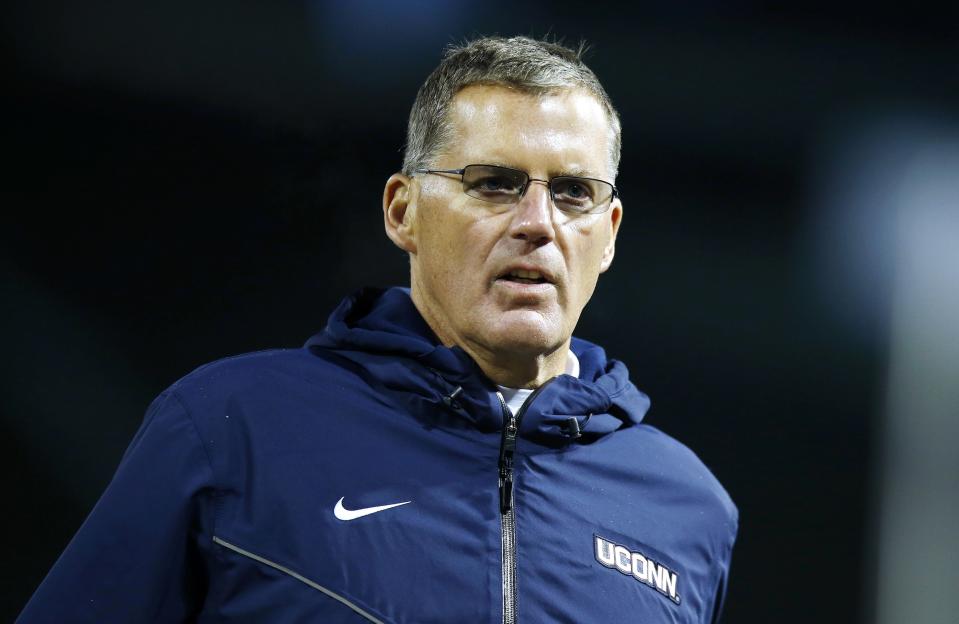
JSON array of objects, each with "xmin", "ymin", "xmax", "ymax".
[{"xmin": 508, "ymin": 179, "xmax": 556, "ymax": 247}]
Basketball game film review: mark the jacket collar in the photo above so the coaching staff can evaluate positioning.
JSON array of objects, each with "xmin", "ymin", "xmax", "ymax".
[{"xmin": 306, "ymin": 287, "xmax": 650, "ymax": 447}]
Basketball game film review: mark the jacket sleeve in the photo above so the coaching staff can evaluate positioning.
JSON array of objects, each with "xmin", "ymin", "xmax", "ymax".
[
  {"xmin": 709, "ymin": 558, "xmax": 731, "ymax": 624},
  {"xmin": 709, "ymin": 513, "xmax": 738, "ymax": 624},
  {"xmin": 17, "ymin": 391, "xmax": 215, "ymax": 623}
]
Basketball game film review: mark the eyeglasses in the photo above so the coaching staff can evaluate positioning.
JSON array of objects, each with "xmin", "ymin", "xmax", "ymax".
[{"xmin": 414, "ymin": 164, "xmax": 618, "ymax": 215}]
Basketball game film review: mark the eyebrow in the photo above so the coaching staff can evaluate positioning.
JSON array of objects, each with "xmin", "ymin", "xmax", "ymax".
[
  {"xmin": 480, "ymin": 162, "xmax": 599, "ymax": 179},
  {"xmin": 556, "ymin": 166, "xmax": 595, "ymax": 178}
]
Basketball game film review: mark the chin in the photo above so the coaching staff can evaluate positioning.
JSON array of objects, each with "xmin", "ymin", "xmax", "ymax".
[{"xmin": 483, "ymin": 311, "xmax": 565, "ymax": 355}]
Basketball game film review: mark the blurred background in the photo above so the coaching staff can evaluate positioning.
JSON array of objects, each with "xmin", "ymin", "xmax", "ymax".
[{"xmin": 3, "ymin": 2, "xmax": 958, "ymax": 622}]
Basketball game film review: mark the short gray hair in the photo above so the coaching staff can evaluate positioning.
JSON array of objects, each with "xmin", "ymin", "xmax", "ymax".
[{"xmin": 402, "ymin": 35, "xmax": 622, "ymax": 178}]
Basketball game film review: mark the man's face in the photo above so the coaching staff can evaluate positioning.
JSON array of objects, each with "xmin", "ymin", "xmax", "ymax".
[{"xmin": 400, "ymin": 85, "xmax": 621, "ymax": 361}]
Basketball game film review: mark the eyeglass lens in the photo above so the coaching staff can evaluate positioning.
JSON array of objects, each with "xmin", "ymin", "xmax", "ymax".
[{"xmin": 461, "ymin": 165, "xmax": 613, "ymax": 214}]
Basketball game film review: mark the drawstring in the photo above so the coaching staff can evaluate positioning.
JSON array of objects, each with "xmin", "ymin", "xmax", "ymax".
[
  {"xmin": 441, "ymin": 379, "xmax": 592, "ymax": 440},
  {"xmin": 442, "ymin": 386, "xmax": 464, "ymax": 411},
  {"xmin": 561, "ymin": 413, "xmax": 591, "ymax": 439},
  {"xmin": 428, "ymin": 366, "xmax": 467, "ymax": 415}
]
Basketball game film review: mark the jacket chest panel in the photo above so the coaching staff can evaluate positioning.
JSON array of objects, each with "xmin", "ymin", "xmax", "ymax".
[
  {"xmin": 509, "ymin": 451, "xmax": 712, "ymax": 622},
  {"xmin": 209, "ymin": 405, "xmax": 504, "ymax": 623}
]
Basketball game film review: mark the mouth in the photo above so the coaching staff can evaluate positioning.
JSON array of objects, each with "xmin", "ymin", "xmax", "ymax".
[
  {"xmin": 498, "ymin": 269, "xmax": 548, "ymax": 284},
  {"xmin": 495, "ymin": 267, "xmax": 554, "ymax": 287}
]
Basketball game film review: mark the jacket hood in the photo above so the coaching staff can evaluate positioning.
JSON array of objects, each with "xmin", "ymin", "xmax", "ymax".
[{"xmin": 306, "ymin": 287, "xmax": 650, "ymax": 447}]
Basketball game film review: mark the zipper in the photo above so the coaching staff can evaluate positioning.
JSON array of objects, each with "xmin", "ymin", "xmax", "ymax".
[{"xmin": 497, "ymin": 379, "xmax": 554, "ymax": 624}]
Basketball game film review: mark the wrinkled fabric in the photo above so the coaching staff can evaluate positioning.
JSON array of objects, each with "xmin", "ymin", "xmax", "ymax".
[{"xmin": 19, "ymin": 287, "xmax": 737, "ymax": 623}]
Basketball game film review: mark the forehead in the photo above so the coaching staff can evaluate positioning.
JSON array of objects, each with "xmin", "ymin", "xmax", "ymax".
[{"xmin": 444, "ymin": 85, "xmax": 613, "ymax": 178}]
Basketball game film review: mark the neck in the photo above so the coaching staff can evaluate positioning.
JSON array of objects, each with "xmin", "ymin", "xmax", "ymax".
[
  {"xmin": 410, "ymin": 285, "xmax": 568, "ymax": 389},
  {"xmin": 467, "ymin": 344, "xmax": 568, "ymax": 389}
]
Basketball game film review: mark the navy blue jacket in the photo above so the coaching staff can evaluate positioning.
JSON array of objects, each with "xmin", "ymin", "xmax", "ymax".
[{"xmin": 19, "ymin": 287, "xmax": 737, "ymax": 623}]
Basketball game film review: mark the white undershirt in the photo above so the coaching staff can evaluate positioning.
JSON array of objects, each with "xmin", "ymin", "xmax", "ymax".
[{"xmin": 497, "ymin": 350, "xmax": 580, "ymax": 415}]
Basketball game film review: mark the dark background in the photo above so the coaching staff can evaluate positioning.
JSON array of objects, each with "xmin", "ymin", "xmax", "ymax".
[{"xmin": 4, "ymin": 2, "xmax": 958, "ymax": 622}]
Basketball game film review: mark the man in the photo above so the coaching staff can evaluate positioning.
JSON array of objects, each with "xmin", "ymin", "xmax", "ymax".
[{"xmin": 19, "ymin": 36, "xmax": 736, "ymax": 622}]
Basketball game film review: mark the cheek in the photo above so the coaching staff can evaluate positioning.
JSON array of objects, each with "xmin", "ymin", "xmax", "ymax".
[
  {"xmin": 418, "ymin": 207, "xmax": 487, "ymax": 289},
  {"xmin": 560, "ymin": 220, "xmax": 609, "ymax": 293},
  {"xmin": 421, "ymin": 228, "xmax": 461, "ymax": 285},
  {"xmin": 562, "ymin": 219, "xmax": 609, "ymax": 260}
]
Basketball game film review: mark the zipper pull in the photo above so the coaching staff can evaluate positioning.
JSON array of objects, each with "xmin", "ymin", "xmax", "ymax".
[
  {"xmin": 499, "ymin": 411, "xmax": 518, "ymax": 514},
  {"xmin": 502, "ymin": 415, "xmax": 517, "ymax": 455},
  {"xmin": 499, "ymin": 469, "xmax": 513, "ymax": 514}
]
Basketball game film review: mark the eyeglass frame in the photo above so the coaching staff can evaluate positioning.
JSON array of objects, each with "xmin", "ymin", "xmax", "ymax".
[{"xmin": 412, "ymin": 164, "xmax": 619, "ymax": 215}]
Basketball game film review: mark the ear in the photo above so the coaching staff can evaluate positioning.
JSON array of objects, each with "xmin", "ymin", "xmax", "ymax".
[
  {"xmin": 383, "ymin": 173, "xmax": 417, "ymax": 254},
  {"xmin": 599, "ymin": 199, "xmax": 622, "ymax": 273}
]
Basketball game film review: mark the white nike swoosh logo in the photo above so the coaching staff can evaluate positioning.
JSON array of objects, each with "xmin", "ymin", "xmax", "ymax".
[{"xmin": 333, "ymin": 496, "xmax": 411, "ymax": 521}]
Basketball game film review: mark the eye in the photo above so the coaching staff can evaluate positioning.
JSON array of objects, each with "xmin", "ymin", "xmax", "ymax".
[
  {"xmin": 564, "ymin": 182, "xmax": 589, "ymax": 199},
  {"xmin": 463, "ymin": 166, "xmax": 527, "ymax": 204},
  {"xmin": 476, "ymin": 176, "xmax": 513, "ymax": 192},
  {"xmin": 552, "ymin": 178, "xmax": 596, "ymax": 202}
]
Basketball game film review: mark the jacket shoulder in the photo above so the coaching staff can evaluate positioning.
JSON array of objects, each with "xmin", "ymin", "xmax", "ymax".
[
  {"xmin": 167, "ymin": 347, "xmax": 352, "ymax": 398},
  {"xmin": 626, "ymin": 423, "xmax": 738, "ymax": 530},
  {"xmin": 159, "ymin": 346, "xmax": 365, "ymax": 429}
]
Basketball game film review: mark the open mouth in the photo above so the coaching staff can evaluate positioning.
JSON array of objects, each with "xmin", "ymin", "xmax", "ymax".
[{"xmin": 497, "ymin": 269, "xmax": 550, "ymax": 285}]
